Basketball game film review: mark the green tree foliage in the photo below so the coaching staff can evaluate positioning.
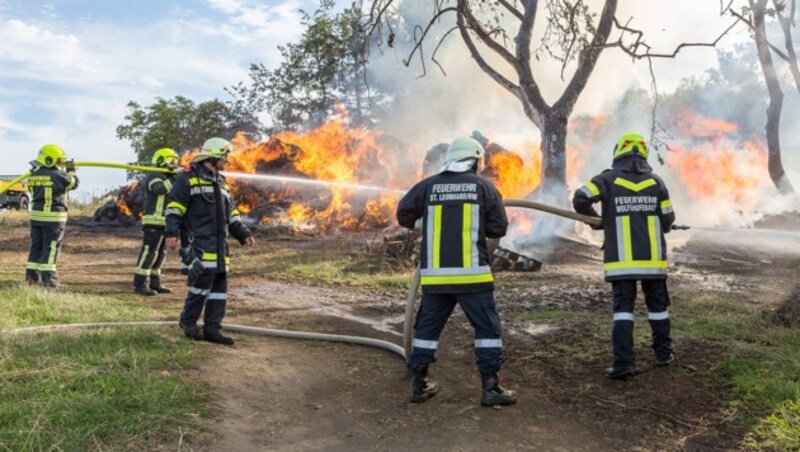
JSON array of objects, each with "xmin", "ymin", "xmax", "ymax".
[
  {"xmin": 228, "ymin": 1, "xmax": 382, "ymax": 131},
  {"xmin": 116, "ymin": 96, "xmax": 257, "ymax": 171}
]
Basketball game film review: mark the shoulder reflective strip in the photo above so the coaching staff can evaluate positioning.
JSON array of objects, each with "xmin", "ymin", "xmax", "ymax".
[
  {"xmin": 207, "ymin": 293, "xmax": 227, "ymax": 301},
  {"xmin": 582, "ymin": 182, "xmax": 600, "ymax": 197},
  {"xmin": 188, "ymin": 287, "xmax": 211, "ymax": 296},
  {"xmin": 412, "ymin": 338, "xmax": 438, "ymax": 350},
  {"xmin": 614, "ymin": 178, "xmax": 656, "ymax": 192},
  {"xmin": 148, "ymin": 178, "xmax": 162, "ymax": 190},
  {"xmin": 420, "ymin": 273, "xmax": 494, "ymax": 285},
  {"xmin": 166, "ymin": 201, "xmax": 186, "ymax": 214},
  {"xmin": 462, "ymin": 203, "xmax": 472, "ymax": 267},
  {"xmin": 420, "ymin": 266, "xmax": 492, "ymax": 276},
  {"xmin": 475, "ymin": 339, "xmax": 502, "ymax": 348},
  {"xmin": 648, "ymin": 311, "xmax": 670, "ymax": 321},
  {"xmin": 432, "ymin": 205, "xmax": 442, "ymax": 268},
  {"xmin": 189, "ymin": 177, "xmax": 213, "ymax": 186},
  {"xmin": 26, "ymin": 262, "xmax": 40, "ymax": 270},
  {"xmin": 613, "ymin": 312, "xmax": 634, "ymax": 321},
  {"xmin": 44, "ymin": 187, "xmax": 52, "ymax": 212}
]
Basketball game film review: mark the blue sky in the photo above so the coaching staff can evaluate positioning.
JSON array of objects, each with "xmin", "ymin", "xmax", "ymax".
[
  {"xmin": 0, "ymin": 0, "xmax": 319, "ymax": 196},
  {"xmin": 0, "ymin": 0, "xmax": 788, "ymax": 203}
]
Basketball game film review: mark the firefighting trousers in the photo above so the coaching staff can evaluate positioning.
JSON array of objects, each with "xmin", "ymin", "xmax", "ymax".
[
  {"xmin": 26, "ymin": 223, "xmax": 65, "ymax": 283},
  {"xmin": 611, "ymin": 279, "xmax": 673, "ymax": 368},
  {"xmin": 179, "ymin": 271, "xmax": 228, "ymax": 335},
  {"xmin": 408, "ymin": 290, "xmax": 504, "ymax": 374},
  {"xmin": 133, "ymin": 227, "xmax": 167, "ymax": 285}
]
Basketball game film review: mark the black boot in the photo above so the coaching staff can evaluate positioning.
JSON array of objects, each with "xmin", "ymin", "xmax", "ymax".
[
  {"xmin": 604, "ymin": 365, "xmax": 637, "ymax": 379},
  {"xmin": 40, "ymin": 272, "xmax": 58, "ymax": 289},
  {"xmin": 25, "ymin": 270, "xmax": 39, "ymax": 285},
  {"xmin": 149, "ymin": 276, "xmax": 173, "ymax": 294},
  {"xmin": 203, "ymin": 330, "xmax": 235, "ymax": 345},
  {"xmin": 481, "ymin": 373, "xmax": 517, "ymax": 407},
  {"xmin": 410, "ymin": 365, "xmax": 439, "ymax": 403},
  {"xmin": 133, "ymin": 275, "xmax": 156, "ymax": 296},
  {"xmin": 179, "ymin": 321, "xmax": 203, "ymax": 340}
]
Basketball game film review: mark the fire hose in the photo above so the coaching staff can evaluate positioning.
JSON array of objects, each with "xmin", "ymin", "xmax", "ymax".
[
  {"xmin": 0, "ymin": 162, "xmax": 174, "ymax": 195},
  {"xmin": 2, "ymin": 162, "xmax": 603, "ymax": 361}
]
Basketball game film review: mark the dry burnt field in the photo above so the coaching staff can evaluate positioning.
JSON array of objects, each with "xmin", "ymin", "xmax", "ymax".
[{"xmin": 2, "ymin": 210, "xmax": 800, "ymax": 450}]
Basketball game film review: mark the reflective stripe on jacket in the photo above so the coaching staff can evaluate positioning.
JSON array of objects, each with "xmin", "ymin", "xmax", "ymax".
[
  {"xmin": 397, "ymin": 170, "xmax": 508, "ymax": 294},
  {"xmin": 27, "ymin": 167, "xmax": 79, "ymax": 224},
  {"xmin": 141, "ymin": 171, "xmax": 176, "ymax": 227},
  {"xmin": 164, "ymin": 163, "xmax": 252, "ymax": 273},
  {"xmin": 573, "ymin": 166, "xmax": 675, "ymax": 281}
]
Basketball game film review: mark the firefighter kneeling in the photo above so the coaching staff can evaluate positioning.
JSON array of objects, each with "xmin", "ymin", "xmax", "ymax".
[
  {"xmin": 164, "ymin": 138, "xmax": 254, "ymax": 345},
  {"xmin": 573, "ymin": 132, "xmax": 676, "ymax": 379},
  {"xmin": 397, "ymin": 137, "xmax": 517, "ymax": 406}
]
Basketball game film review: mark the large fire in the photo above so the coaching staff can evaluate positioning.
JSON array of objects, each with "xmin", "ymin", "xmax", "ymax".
[{"xmin": 667, "ymin": 111, "xmax": 771, "ymax": 211}]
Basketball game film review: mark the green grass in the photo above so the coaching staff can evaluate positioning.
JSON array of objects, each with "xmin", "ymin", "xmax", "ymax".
[
  {"xmin": 0, "ymin": 328, "xmax": 205, "ymax": 450},
  {"xmin": 240, "ymin": 247, "xmax": 413, "ymax": 290},
  {"xmin": 0, "ymin": 278, "xmax": 207, "ymax": 450}
]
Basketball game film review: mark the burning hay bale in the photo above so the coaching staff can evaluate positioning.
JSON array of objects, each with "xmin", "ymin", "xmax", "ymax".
[{"xmin": 92, "ymin": 182, "xmax": 144, "ymax": 226}]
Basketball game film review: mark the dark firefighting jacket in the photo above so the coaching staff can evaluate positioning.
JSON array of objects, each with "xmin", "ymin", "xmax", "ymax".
[
  {"xmin": 141, "ymin": 171, "xmax": 177, "ymax": 228},
  {"xmin": 27, "ymin": 166, "xmax": 79, "ymax": 224},
  {"xmin": 397, "ymin": 169, "xmax": 508, "ymax": 294},
  {"xmin": 164, "ymin": 163, "xmax": 252, "ymax": 273},
  {"xmin": 573, "ymin": 155, "xmax": 676, "ymax": 281}
]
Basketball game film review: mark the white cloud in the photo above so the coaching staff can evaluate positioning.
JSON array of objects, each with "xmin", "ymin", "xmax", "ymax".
[{"xmin": 0, "ymin": 1, "xmax": 310, "ymax": 196}]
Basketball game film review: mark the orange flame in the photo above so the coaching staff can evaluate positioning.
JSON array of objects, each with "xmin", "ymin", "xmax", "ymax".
[{"xmin": 116, "ymin": 182, "xmax": 137, "ymax": 217}]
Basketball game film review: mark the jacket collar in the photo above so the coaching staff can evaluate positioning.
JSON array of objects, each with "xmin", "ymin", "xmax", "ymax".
[{"xmin": 612, "ymin": 154, "xmax": 653, "ymax": 174}]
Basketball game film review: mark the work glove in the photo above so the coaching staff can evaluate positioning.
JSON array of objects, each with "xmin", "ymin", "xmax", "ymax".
[
  {"xmin": 187, "ymin": 258, "xmax": 205, "ymax": 281},
  {"xmin": 65, "ymin": 160, "xmax": 76, "ymax": 173}
]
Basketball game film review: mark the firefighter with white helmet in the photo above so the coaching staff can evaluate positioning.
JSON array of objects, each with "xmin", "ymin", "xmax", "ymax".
[
  {"xmin": 132, "ymin": 147, "xmax": 180, "ymax": 296},
  {"xmin": 573, "ymin": 132, "xmax": 676, "ymax": 379},
  {"xmin": 164, "ymin": 137, "xmax": 254, "ymax": 345},
  {"xmin": 25, "ymin": 144, "xmax": 79, "ymax": 287},
  {"xmin": 396, "ymin": 136, "xmax": 517, "ymax": 406}
]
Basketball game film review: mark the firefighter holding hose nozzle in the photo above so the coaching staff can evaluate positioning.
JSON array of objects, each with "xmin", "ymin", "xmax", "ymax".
[
  {"xmin": 132, "ymin": 148, "xmax": 180, "ymax": 296},
  {"xmin": 25, "ymin": 145, "xmax": 79, "ymax": 288},
  {"xmin": 573, "ymin": 132, "xmax": 676, "ymax": 379},
  {"xmin": 164, "ymin": 138, "xmax": 254, "ymax": 345},
  {"xmin": 396, "ymin": 137, "xmax": 517, "ymax": 406}
]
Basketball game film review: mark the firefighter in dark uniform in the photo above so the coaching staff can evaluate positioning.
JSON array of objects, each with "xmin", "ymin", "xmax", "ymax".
[
  {"xmin": 133, "ymin": 148, "xmax": 180, "ymax": 296},
  {"xmin": 25, "ymin": 144, "xmax": 79, "ymax": 288},
  {"xmin": 397, "ymin": 137, "xmax": 517, "ymax": 406},
  {"xmin": 573, "ymin": 132, "xmax": 676, "ymax": 379},
  {"xmin": 164, "ymin": 137, "xmax": 254, "ymax": 345}
]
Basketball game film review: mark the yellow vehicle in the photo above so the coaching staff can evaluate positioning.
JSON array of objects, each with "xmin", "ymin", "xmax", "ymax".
[{"xmin": 0, "ymin": 175, "xmax": 30, "ymax": 210}]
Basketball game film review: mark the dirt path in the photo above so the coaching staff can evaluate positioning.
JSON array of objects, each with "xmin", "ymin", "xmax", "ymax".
[{"xmin": 5, "ymin": 217, "xmax": 798, "ymax": 449}]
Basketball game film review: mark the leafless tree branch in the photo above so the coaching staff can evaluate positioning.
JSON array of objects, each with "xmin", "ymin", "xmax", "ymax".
[
  {"xmin": 496, "ymin": 0, "xmax": 524, "ymax": 21},
  {"xmin": 773, "ymin": 0, "xmax": 800, "ymax": 91}
]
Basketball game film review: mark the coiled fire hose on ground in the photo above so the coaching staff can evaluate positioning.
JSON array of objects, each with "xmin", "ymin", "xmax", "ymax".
[{"xmin": 2, "ymin": 163, "xmax": 602, "ymax": 361}]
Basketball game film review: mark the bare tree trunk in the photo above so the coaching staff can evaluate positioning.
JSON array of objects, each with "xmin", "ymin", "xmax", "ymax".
[
  {"xmin": 540, "ymin": 114, "xmax": 569, "ymax": 206},
  {"xmin": 753, "ymin": 0, "xmax": 795, "ymax": 194}
]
